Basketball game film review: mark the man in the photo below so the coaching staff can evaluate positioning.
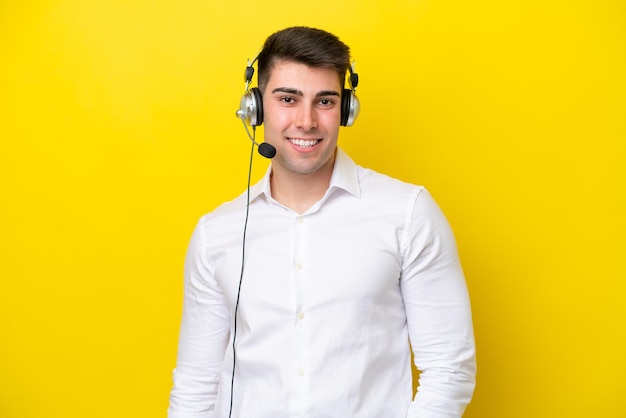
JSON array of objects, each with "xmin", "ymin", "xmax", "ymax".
[{"xmin": 168, "ymin": 26, "xmax": 476, "ymax": 417}]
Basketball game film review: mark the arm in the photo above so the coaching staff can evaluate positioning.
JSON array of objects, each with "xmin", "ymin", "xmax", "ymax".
[
  {"xmin": 401, "ymin": 190, "xmax": 476, "ymax": 418},
  {"xmin": 168, "ymin": 220, "xmax": 231, "ymax": 418}
]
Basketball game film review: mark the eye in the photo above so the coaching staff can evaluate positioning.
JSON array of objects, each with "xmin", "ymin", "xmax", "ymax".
[
  {"xmin": 280, "ymin": 96, "xmax": 296, "ymax": 104},
  {"xmin": 318, "ymin": 98, "xmax": 335, "ymax": 107}
]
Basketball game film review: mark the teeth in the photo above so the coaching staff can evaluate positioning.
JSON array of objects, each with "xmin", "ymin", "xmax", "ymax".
[{"xmin": 289, "ymin": 138, "xmax": 319, "ymax": 148}]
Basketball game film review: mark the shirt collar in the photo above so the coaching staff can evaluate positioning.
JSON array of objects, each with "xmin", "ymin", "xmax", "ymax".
[{"xmin": 249, "ymin": 147, "xmax": 361, "ymax": 204}]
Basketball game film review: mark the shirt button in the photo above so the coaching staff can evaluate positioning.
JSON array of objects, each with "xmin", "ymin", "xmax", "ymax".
[
  {"xmin": 296, "ymin": 368, "xmax": 305, "ymax": 377},
  {"xmin": 296, "ymin": 217, "xmax": 304, "ymax": 224},
  {"xmin": 297, "ymin": 312, "xmax": 305, "ymax": 320},
  {"xmin": 295, "ymin": 262, "xmax": 302, "ymax": 270}
]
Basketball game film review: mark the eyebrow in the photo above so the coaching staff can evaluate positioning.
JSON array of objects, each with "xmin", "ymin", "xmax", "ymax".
[{"xmin": 271, "ymin": 87, "xmax": 341, "ymax": 97}]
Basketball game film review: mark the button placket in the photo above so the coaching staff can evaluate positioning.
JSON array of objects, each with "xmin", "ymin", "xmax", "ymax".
[{"xmin": 291, "ymin": 214, "xmax": 309, "ymax": 412}]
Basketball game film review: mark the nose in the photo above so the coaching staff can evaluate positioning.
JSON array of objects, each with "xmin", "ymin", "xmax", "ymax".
[{"xmin": 295, "ymin": 103, "xmax": 317, "ymax": 131}]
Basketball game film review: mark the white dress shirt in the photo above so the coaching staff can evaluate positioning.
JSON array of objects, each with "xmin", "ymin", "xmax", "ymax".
[{"xmin": 168, "ymin": 148, "xmax": 476, "ymax": 418}]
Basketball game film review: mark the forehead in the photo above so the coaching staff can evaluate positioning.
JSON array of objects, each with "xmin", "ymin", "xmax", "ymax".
[{"xmin": 265, "ymin": 60, "xmax": 342, "ymax": 90}]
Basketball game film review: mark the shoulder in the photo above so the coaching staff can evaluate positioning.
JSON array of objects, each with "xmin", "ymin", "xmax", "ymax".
[
  {"xmin": 356, "ymin": 165, "xmax": 426, "ymax": 199},
  {"xmin": 191, "ymin": 191, "xmax": 249, "ymax": 241},
  {"xmin": 355, "ymin": 165, "xmax": 448, "ymax": 225}
]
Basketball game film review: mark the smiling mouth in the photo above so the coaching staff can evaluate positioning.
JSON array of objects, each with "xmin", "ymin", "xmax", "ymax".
[{"xmin": 288, "ymin": 138, "xmax": 320, "ymax": 148}]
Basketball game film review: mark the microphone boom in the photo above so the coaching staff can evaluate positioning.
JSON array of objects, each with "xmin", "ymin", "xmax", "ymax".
[{"xmin": 236, "ymin": 110, "xmax": 276, "ymax": 159}]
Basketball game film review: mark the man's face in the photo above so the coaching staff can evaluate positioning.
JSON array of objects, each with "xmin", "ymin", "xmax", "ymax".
[{"xmin": 262, "ymin": 60, "xmax": 342, "ymax": 179}]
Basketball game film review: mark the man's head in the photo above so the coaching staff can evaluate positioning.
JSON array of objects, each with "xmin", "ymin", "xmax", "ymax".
[
  {"xmin": 235, "ymin": 26, "xmax": 357, "ymax": 183},
  {"xmin": 257, "ymin": 26, "xmax": 351, "ymax": 93}
]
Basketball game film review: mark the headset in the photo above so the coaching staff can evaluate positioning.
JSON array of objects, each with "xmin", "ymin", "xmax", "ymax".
[{"xmin": 236, "ymin": 55, "xmax": 361, "ymax": 129}]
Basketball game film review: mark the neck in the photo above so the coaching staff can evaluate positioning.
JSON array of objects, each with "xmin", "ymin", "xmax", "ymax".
[{"xmin": 270, "ymin": 161, "xmax": 335, "ymax": 214}]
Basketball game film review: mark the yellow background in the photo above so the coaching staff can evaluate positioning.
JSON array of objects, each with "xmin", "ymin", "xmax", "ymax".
[{"xmin": 1, "ymin": 1, "xmax": 624, "ymax": 417}]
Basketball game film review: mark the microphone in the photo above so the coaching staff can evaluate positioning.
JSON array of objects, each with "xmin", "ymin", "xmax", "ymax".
[
  {"xmin": 257, "ymin": 142, "xmax": 276, "ymax": 159},
  {"xmin": 236, "ymin": 110, "xmax": 276, "ymax": 159}
]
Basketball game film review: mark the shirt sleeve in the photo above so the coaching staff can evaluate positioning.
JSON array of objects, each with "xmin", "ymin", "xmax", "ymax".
[
  {"xmin": 168, "ymin": 219, "xmax": 232, "ymax": 418},
  {"xmin": 400, "ymin": 189, "xmax": 477, "ymax": 418}
]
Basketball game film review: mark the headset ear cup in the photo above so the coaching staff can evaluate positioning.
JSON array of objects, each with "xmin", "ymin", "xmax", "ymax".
[
  {"xmin": 341, "ymin": 89, "xmax": 351, "ymax": 126},
  {"xmin": 250, "ymin": 87, "xmax": 263, "ymax": 126},
  {"xmin": 239, "ymin": 87, "xmax": 263, "ymax": 127},
  {"xmin": 341, "ymin": 89, "xmax": 359, "ymax": 127}
]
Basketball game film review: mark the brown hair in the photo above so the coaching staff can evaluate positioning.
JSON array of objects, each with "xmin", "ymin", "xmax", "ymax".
[{"xmin": 257, "ymin": 26, "xmax": 351, "ymax": 92}]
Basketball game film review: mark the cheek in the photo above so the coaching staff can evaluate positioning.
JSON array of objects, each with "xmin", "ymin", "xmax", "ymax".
[
  {"xmin": 320, "ymin": 110, "xmax": 341, "ymax": 131},
  {"xmin": 263, "ymin": 103, "xmax": 290, "ymax": 128},
  {"xmin": 324, "ymin": 103, "xmax": 342, "ymax": 121}
]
